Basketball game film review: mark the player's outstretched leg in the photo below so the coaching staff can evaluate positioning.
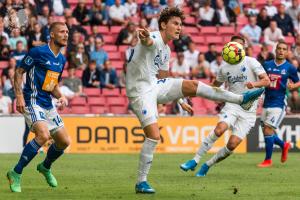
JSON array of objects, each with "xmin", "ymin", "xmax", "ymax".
[
  {"xmin": 181, "ymin": 80, "xmax": 264, "ymax": 110},
  {"xmin": 38, "ymin": 127, "xmax": 70, "ymax": 187},
  {"xmin": 7, "ymin": 122, "xmax": 48, "ymax": 192}
]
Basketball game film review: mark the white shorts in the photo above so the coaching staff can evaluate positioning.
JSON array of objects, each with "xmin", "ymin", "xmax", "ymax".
[
  {"xmin": 129, "ymin": 78, "xmax": 184, "ymax": 128},
  {"xmin": 219, "ymin": 103, "xmax": 256, "ymax": 139},
  {"xmin": 24, "ymin": 104, "xmax": 64, "ymax": 135},
  {"xmin": 261, "ymin": 107, "xmax": 286, "ymax": 129}
]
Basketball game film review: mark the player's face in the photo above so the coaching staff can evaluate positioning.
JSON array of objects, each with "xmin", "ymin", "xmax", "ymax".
[
  {"xmin": 275, "ymin": 43, "xmax": 288, "ymax": 60},
  {"xmin": 165, "ymin": 16, "xmax": 182, "ymax": 40},
  {"xmin": 53, "ymin": 25, "xmax": 69, "ymax": 47},
  {"xmin": 232, "ymin": 38, "xmax": 245, "ymax": 46}
]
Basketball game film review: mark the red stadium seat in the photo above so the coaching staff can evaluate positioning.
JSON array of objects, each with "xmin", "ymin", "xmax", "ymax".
[
  {"xmin": 0, "ymin": 61, "xmax": 8, "ymax": 69},
  {"xmin": 236, "ymin": 16, "xmax": 248, "ymax": 26},
  {"xmin": 83, "ymin": 88, "xmax": 101, "ymax": 96},
  {"xmin": 103, "ymin": 35, "xmax": 115, "ymax": 44},
  {"xmin": 111, "ymin": 61, "xmax": 124, "ymax": 70},
  {"xmin": 183, "ymin": 26, "xmax": 198, "ymax": 35},
  {"xmin": 58, "ymin": 107, "xmax": 71, "ymax": 114},
  {"xmin": 206, "ymin": 36, "xmax": 223, "ymax": 44},
  {"xmin": 71, "ymin": 106, "xmax": 90, "ymax": 114},
  {"xmin": 75, "ymin": 69, "xmax": 83, "ymax": 78},
  {"xmin": 98, "ymin": 26, "xmax": 110, "ymax": 34},
  {"xmin": 102, "ymin": 88, "xmax": 120, "ymax": 96},
  {"xmin": 197, "ymin": 46, "xmax": 208, "ymax": 52},
  {"xmin": 61, "ymin": 70, "xmax": 68, "ymax": 78},
  {"xmin": 106, "ymin": 97, "xmax": 127, "ymax": 106},
  {"xmin": 110, "ymin": 26, "xmax": 123, "ymax": 34},
  {"xmin": 182, "ymin": 7, "xmax": 191, "ymax": 13},
  {"xmin": 108, "ymin": 52, "xmax": 122, "ymax": 60},
  {"xmin": 184, "ymin": 17, "xmax": 196, "ymax": 26},
  {"xmin": 285, "ymin": 36, "xmax": 295, "ymax": 45},
  {"xmin": 88, "ymin": 97, "xmax": 106, "ymax": 106},
  {"xmin": 109, "ymin": 105, "xmax": 128, "ymax": 114},
  {"xmin": 120, "ymin": 88, "xmax": 126, "ymax": 96},
  {"xmin": 203, "ymin": 99, "xmax": 218, "ymax": 114},
  {"xmin": 103, "ymin": 45, "xmax": 118, "ymax": 52},
  {"xmin": 200, "ymin": 27, "xmax": 217, "ymax": 35},
  {"xmin": 192, "ymin": 36, "xmax": 205, "ymax": 44},
  {"xmin": 90, "ymin": 106, "xmax": 107, "ymax": 114},
  {"xmin": 83, "ymin": 25, "xmax": 91, "ymax": 35},
  {"xmin": 118, "ymin": 45, "xmax": 129, "ymax": 53},
  {"xmin": 218, "ymin": 26, "xmax": 235, "ymax": 35},
  {"xmin": 70, "ymin": 97, "xmax": 86, "ymax": 106}
]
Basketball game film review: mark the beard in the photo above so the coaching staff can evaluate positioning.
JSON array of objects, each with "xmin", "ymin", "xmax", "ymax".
[{"xmin": 54, "ymin": 39, "xmax": 67, "ymax": 47}]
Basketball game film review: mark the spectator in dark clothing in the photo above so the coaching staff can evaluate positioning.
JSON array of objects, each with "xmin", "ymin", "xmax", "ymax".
[
  {"xmin": 34, "ymin": 0, "xmax": 50, "ymax": 15},
  {"xmin": 82, "ymin": 60, "xmax": 101, "ymax": 88},
  {"xmin": 115, "ymin": 22, "xmax": 137, "ymax": 45},
  {"xmin": 28, "ymin": 23, "xmax": 45, "ymax": 49},
  {"xmin": 41, "ymin": 15, "xmax": 54, "ymax": 43},
  {"xmin": 273, "ymin": 4, "xmax": 294, "ymax": 36},
  {"xmin": 288, "ymin": 90, "xmax": 300, "ymax": 113},
  {"xmin": 69, "ymin": 43, "xmax": 89, "ymax": 70},
  {"xmin": 1, "ymin": 57, "xmax": 16, "ymax": 87},
  {"xmin": 10, "ymin": 41, "xmax": 26, "ymax": 67},
  {"xmin": 99, "ymin": 60, "xmax": 118, "ymax": 89},
  {"xmin": 72, "ymin": 0, "xmax": 90, "ymax": 25},
  {"xmin": 173, "ymin": 32, "xmax": 192, "ymax": 52},
  {"xmin": 205, "ymin": 43, "xmax": 217, "ymax": 63},
  {"xmin": 66, "ymin": 16, "xmax": 88, "ymax": 43},
  {"xmin": 257, "ymin": 43, "xmax": 274, "ymax": 65},
  {"xmin": 257, "ymin": 7, "xmax": 271, "ymax": 31},
  {"xmin": 89, "ymin": 0, "xmax": 109, "ymax": 25},
  {"xmin": 0, "ymin": 36, "xmax": 10, "ymax": 61},
  {"xmin": 212, "ymin": 0, "xmax": 236, "ymax": 26}
]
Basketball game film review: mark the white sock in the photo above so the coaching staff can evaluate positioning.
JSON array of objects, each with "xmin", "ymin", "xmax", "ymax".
[
  {"xmin": 137, "ymin": 137, "xmax": 158, "ymax": 183},
  {"xmin": 196, "ymin": 81, "xmax": 243, "ymax": 104},
  {"xmin": 193, "ymin": 131, "xmax": 219, "ymax": 163},
  {"xmin": 206, "ymin": 147, "xmax": 232, "ymax": 167}
]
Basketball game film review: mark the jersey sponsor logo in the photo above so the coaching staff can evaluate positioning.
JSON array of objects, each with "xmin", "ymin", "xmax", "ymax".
[
  {"xmin": 227, "ymin": 74, "xmax": 247, "ymax": 84},
  {"xmin": 42, "ymin": 70, "xmax": 59, "ymax": 92},
  {"xmin": 281, "ymin": 69, "xmax": 286, "ymax": 75},
  {"xmin": 24, "ymin": 56, "xmax": 33, "ymax": 65}
]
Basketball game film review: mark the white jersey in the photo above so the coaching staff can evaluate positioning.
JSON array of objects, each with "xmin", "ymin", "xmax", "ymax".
[
  {"xmin": 216, "ymin": 56, "xmax": 266, "ymax": 112},
  {"xmin": 126, "ymin": 31, "xmax": 171, "ymax": 97}
]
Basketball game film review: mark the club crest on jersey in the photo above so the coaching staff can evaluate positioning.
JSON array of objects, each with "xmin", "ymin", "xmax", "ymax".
[
  {"xmin": 24, "ymin": 56, "xmax": 33, "ymax": 65},
  {"xmin": 154, "ymin": 54, "xmax": 164, "ymax": 67},
  {"xmin": 241, "ymin": 66, "xmax": 246, "ymax": 72},
  {"xmin": 281, "ymin": 69, "xmax": 286, "ymax": 75}
]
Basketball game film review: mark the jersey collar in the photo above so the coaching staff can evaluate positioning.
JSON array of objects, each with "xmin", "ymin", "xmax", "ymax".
[
  {"xmin": 274, "ymin": 59, "xmax": 286, "ymax": 67},
  {"xmin": 47, "ymin": 44, "xmax": 61, "ymax": 58}
]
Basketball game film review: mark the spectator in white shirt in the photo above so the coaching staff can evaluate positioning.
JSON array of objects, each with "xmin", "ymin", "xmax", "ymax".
[
  {"xmin": 198, "ymin": 0, "xmax": 214, "ymax": 26},
  {"xmin": 183, "ymin": 42, "xmax": 199, "ymax": 69},
  {"xmin": 286, "ymin": 0, "xmax": 300, "ymax": 27},
  {"xmin": 264, "ymin": 20, "xmax": 285, "ymax": 49},
  {"xmin": 240, "ymin": 15, "xmax": 262, "ymax": 45},
  {"xmin": 109, "ymin": 0, "xmax": 130, "ymax": 25},
  {"xmin": 247, "ymin": 2, "xmax": 259, "ymax": 16},
  {"xmin": 210, "ymin": 53, "xmax": 225, "ymax": 78},
  {"xmin": 0, "ymin": 88, "xmax": 12, "ymax": 114},
  {"xmin": 265, "ymin": 0, "xmax": 278, "ymax": 17},
  {"xmin": 125, "ymin": 0, "xmax": 138, "ymax": 16},
  {"xmin": 171, "ymin": 52, "xmax": 190, "ymax": 78}
]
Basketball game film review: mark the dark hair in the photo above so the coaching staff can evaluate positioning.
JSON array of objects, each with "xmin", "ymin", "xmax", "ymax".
[
  {"xmin": 49, "ymin": 22, "xmax": 66, "ymax": 33},
  {"xmin": 276, "ymin": 40, "xmax": 288, "ymax": 49},
  {"xmin": 230, "ymin": 35, "xmax": 245, "ymax": 45},
  {"xmin": 16, "ymin": 40, "xmax": 23, "ymax": 45},
  {"xmin": 208, "ymin": 43, "xmax": 216, "ymax": 46},
  {"xmin": 89, "ymin": 60, "xmax": 97, "ymax": 65},
  {"xmin": 158, "ymin": 7, "xmax": 185, "ymax": 31}
]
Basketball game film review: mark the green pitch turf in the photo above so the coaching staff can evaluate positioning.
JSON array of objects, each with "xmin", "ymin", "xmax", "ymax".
[{"xmin": 0, "ymin": 153, "xmax": 299, "ymax": 200}]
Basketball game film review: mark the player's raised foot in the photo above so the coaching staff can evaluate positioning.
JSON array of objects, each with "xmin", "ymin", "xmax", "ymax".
[
  {"xmin": 281, "ymin": 142, "xmax": 291, "ymax": 163},
  {"xmin": 240, "ymin": 88, "xmax": 265, "ymax": 110},
  {"xmin": 7, "ymin": 169, "xmax": 21, "ymax": 192},
  {"xmin": 135, "ymin": 181, "xmax": 155, "ymax": 194},
  {"xmin": 257, "ymin": 159, "xmax": 272, "ymax": 168},
  {"xmin": 37, "ymin": 163, "xmax": 57, "ymax": 187},
  {"xmin": 195, "ymin": 163, "xmax": 210, "ymax": 177},
  {"xmin": 180, "ymin": 159, "xmax": 197, "ymax": 172}
]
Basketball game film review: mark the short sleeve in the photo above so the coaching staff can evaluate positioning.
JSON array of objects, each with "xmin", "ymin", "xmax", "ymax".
[
  {"xmin": 289, "ymin": 65, "xmax": 300, "ymax": 83},
  {"xmin": 19, "ymin": 48, "xmax": 36, "ymax": 72}
]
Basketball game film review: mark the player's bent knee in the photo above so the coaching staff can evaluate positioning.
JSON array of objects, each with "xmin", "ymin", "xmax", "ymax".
[
  {"xmin": 182, "ymin": 80, "xmax": 198, "ymax": 97},
  {"xmin": 35, "ymin": 132, "xmax": 50, "ymax": 145},
  {"xmin": 214, "ymin": 127, "xmax": 224, "ymax": 137},
  {"xmin": 57, "ymin": 138, "xmax": 70, "ymax": 149},
  {"xmin": 226, "ymin": 143, "xmax": 237, "ymax": 151}
]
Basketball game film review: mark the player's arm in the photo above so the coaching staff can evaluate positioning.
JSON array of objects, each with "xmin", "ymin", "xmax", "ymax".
[
  {"xmin": 157, "ymin": 70, "xmax": 169, "ymax": 79},
  {"xmin": 14, "ymin": 67, "xmax": 26, "ymax": 113},
  {"xmin": 51, "ymin": 84, "xmax": 68, "ymax": 110},
  {"xmin": 288, "ymin": 81, "xmax": 300, "ymax": 90},
  {"xmin": 137, "ymin": 28, "xmax": 153, "ymax": 47},
  {"xmin": 287, "ymin": 65, "xmax": 300, "ymax": 90},
  {"xmin": 211, "ymin": 80, "xmax": 224, "ymax": 87},
  {"xmin": 246, "ymin": 73, "xmax": 270, "ymax": 89}
]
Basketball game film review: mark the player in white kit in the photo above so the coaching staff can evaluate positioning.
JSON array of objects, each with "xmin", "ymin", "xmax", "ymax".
[
  {"xmin": 180, "ymin": 36, "xmax": 270, "ymax": 177},
  {"xmin": 126, "ymin": 8, "xmax": 265, "ymax": 193}
]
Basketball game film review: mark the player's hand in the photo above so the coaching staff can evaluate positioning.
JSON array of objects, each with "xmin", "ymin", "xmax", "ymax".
[
  {"xmin": 137, "ymin": 28, "xmax": 150, "ymax": 40},
  {"xmin": 180, "ymin": 102, "xmax": 194, "ymax": 116},
  {"xmin": 245, "ymin": 82, "xmax": 256, "ymax": 89},
  {"xmin": 57, "ymin": 96, "xmax": 68, "ymax": 110},
  {"xmin": 16, "ymin": 95, "xmax": 25, "ymax": 114},
  {"xmin": 288, "ymin": 82, "xmax": 296, "ymax": 90}
]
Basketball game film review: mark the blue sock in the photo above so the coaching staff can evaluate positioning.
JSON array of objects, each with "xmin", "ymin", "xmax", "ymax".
[
  {"xmin": 264, "ymin": 135, "xmax": 274, "ymax": 160},
  {"xmin": 273, "ymin": 134, "xmax": 284, "ymax": 149},
  {"xmin": 43, "ymin": 143, "xmax": 64, "ymax": 169},
  {"xmin": 14, "ymin": 139, "xmax": 41, "ymax": 174}
]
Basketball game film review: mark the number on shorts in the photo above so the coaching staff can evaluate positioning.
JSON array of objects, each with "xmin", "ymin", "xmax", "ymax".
[
  {"xmin": 52, "ymin": 115, "xmax": 62, "ymax": 126},
  {"xmin": 39, "ymin": 111, "xmax": 46, "ymax": 120}
]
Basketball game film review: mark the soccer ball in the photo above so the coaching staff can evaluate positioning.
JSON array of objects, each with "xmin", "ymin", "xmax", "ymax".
[{"xmin": 221, "ymin": 41, "xmax": 245, "ymax": 65}]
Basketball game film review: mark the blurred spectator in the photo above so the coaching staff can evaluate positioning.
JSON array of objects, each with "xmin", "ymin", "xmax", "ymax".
[
  {"xmin": 265, "ymin": 0, "xmax": 277, "ymax": 17},
  {"xmin": 100, "ymin": 60, "xmax": 118, "ymax": 89},
  {"xmin": 171, "ymin": 52, "xmax": 190, "ymax": 78},
  {"xmin": 63, "ymin": 67, "xmax": 84, "ymax": 96},
  {"xmin": 90, "ymin": 25, "xmax": 104, "ymax": 40},
  {"xmin": 50, "ymin": 0, "xmax": 70, "ymax": 16},
  {"xmin": 246, "ymin": 2, "xmax": 259, "ymax": 16},
  {"xmin": 264, "ymin": 20, "xmax": 285, "ymax": 49},
  {"xmin": 69, "ymin": 43, "xmax": 89, "ymax": 70},
  {"xmin": 294, "ymin": 13, "xmax": 300, "ymax": 35},
  {"xmin": 210, "ymin": 52, "xmax": 225, "ymax": 77},
  {"xmin": 82, "ymin": 60, "xmax": 101, "ymax": 88},
  {"xmin": 140, "ymin": 0, "xmax": 150, "ymax": 14},
  {"xmin": 257, "ymin": 8, "xmax": 271, "ymax": 31},
  {"xmin": 191, "ymin": 52, "xmax": 210, "ymax": 79},
  {"xmin": 240, "ymin": 15, "xmax": 262, "ymax": 45},
  {"xmin": 125, "ymin": 0, "xmax": 138, "ymax": 16},
  {"xmin": 41, "ymin": 15, "xmax": 53, "ymax": 43},
  {"xmin": 85, "ymin": 35, "xmax": 96, "ymax": 53},
  {"xmin": 37, "ymin": 5, "xmax": 50, "ymax": 27},
  {"xmin": 245, "ymin": 45, "xmax": 254, "ymax": 57},
  {"xmin": 292, "ymin": 35, "xmax": 300, "ymax": 60},
  {"xmin": 0, "ymin": 36, "xmax": 10, "ymax": 60},
  {"xmin": 9, "ymin": 28, "xmax": 27, "ymax": 50},
  {"xmin": 212, "ymin": 0, "xmax": 236, "ymax": 26},
  {"xmin": 138, "ymin": 17, "xmax": 149, "ymax": 29},
  {"xmin": 115, "ymin": 22, "xmax": 137, "ymax": 45},
  {"xmin": 282, "ymin": 0, "xmax": 292, "ymax": 9},
  {"xmin": 257, "ymin": 43, "xmax": 275, "ymax": 65},
  {"xmin": 67, "ymin": 31, "xmax": 82, "ymax": 54},
  {"xmin": 198, "ymin": 0, "xmax": 214, "ymax": 26},
  {"xmin": 58, "ymin": 82, "xmax": 76, "ymax": 100},
  {"xmin": 0, "ymin": 20, "xmax": 9, "ymax": 42},
  {"xmin": 28, "ymin": 23, "xmax": 45, "ymax": 49},
  {"xmin": 89, "ymin": 37, "xmax": 108, "ymax": 69},
  {"xmin": 205, "ymin": 43, "xmax": 217, "ymax": 63},
  {"xmin": 288, "ymin": 90, "xmax": 300, "ymax": 113},
  {"xmin": 10, "ymin": 40, "xmax": 26, "ymax": 66},
  {"xmin": 3, "ymin": 67, "xmax": 14, "ymax": 100},
  {"xmin": 228, "ymin": 0, "xmax": 243, "ymax": 16},
  {"xmin": 72, "ymin": 0, "xmax": 90, "ymax": 25},
  {"xmin": 273, "ymin": 4, "xmax": 294, "ymax": 36},
  {"xmin": 0, "ymin": 88, "xmax": 12, "ymax": 114},
  {"xmin": 173, "ymin": 32, "xmax": 192, "ymax": 52},
  {"xmin": 1, "ymin": 57, "xmax": 16, "ymax": 87},
  {"xmin": 286, "ymin": 0, "xmax": 300, "ymax": 28},
  {"xmin": 143, "ymin": 0, "xmax": 162, "ymax": 30},
  {"xmin": 184, "ymin": 41, "xmax": 199, "ymax": 69},
  {"xmin": 106, "ymin": 0, "xmax": 125, "ymax": 6},
  {"xmin": 66, "ymin": 16, "xmax": 88, "ymax": 42},
  {"xmin": 89, "ymin": 0, "xmax": 109, "ymax": 25},
  {"xmin": 187, "ymin": 0, "xmax": 202, "ymax": 15},
  {"xmin": 109, "ymin": 0, "xmax": 130, "ymax": 25},
  {"xmin": 35, "ymin": 0, "xmax": 50, "ymax": 15}
]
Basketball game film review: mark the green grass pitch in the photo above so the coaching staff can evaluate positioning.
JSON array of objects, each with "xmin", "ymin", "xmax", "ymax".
[{"xmin": 0, "ymin": 153, "xmax": 299, "ymax": 200}]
